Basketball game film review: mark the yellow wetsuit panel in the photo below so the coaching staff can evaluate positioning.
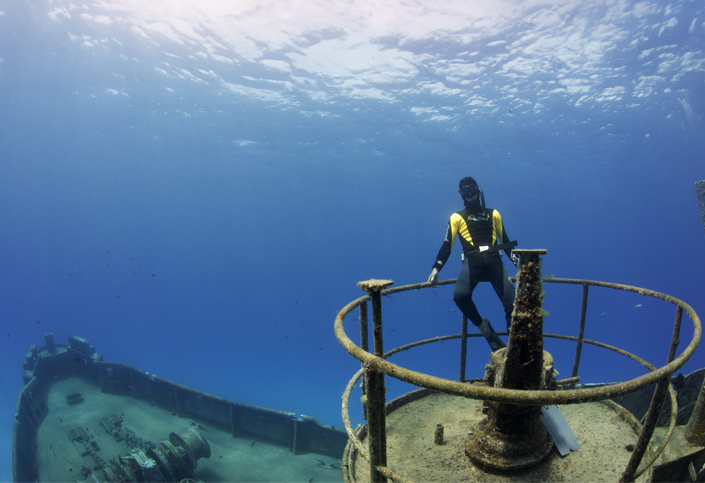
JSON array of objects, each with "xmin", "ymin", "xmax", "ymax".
[
  {"xmin": 449, "ymin": 211, "xmax": 502, "ymax": 248},
  {"xmin": 433, "ymin": 208, "xmax": 507, "ymax": 271}
]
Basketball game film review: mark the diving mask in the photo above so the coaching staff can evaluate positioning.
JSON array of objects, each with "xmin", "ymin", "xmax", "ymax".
[{"xmin": 459, "ymin": 185, "xmax": 480, "ymax": 203}]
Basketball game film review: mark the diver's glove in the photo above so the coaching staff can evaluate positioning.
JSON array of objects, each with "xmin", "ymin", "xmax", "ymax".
[
  {"xmin": 428, "ymin": 268, "xmax": 439, "ymax": 284},
  {"xmin": 510, "ymin": 252, "xmax": 520, "ymax": 268}
]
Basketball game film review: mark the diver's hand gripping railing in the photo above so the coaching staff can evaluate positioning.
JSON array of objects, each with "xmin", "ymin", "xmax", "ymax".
[{"xmin": 335, "ymin": 276, "xmax": 701, "ymax": 483}]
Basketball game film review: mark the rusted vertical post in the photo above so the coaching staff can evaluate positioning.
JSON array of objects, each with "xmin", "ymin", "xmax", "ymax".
[
  {"xmin": 466, "ymin": 249, "xmax": 553, "ymax": 470},
  {"xmin": 622, "ymin": 306, "xmax": 683, "ymax": 481},
  {"xmin": 459, "ymin": 315, "xmax": 468, "ymax": 382},
  {"xmin": 357, "ymin": 279, "xmax": 393, "ymax": 483},
  {"xmin": 359, "ymin": 301, "xmax": 369, "ymax": 354},
  {"xmin": 621, "ymin": 381, "xmax": 670, "ymax": 482},
  {"xmin": 696, "ymin": 180, "xmax": 705, "ymax": 240},
  {"xmin": 359, "ymin": 302, "xmax": 369, "ymax": 421},
  {"xmin": 571, "ymin": 284, "xmax": 589, "ymax": 381},
  {"xmin": 503, "ymin": 249, "xmax": 548, "ymax": 391}
]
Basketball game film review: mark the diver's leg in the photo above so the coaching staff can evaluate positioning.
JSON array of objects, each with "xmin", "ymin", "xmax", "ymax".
[
  {"xmin": 454, "ymin": 258, "xmax": 505, "ymax": 351},
  {"xmin": 453, "ymin": 258, "xmax": 482, "ymax": 325},
  {"xmin": 476, "ymin": 319, "xmax": 506, "ymax": 351},
  {"xmin": 489, "ymin": 258, "xmax": 516, "ymax": 331}
]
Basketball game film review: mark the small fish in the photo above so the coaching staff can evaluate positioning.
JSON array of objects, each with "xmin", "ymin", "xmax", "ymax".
[
  {"xmin": 634, "ymin": 304, "xmax": 642, "ymax": 309},
  {"xmin": 315, "ymin": 459, "xmax": 326, "ymax": 466},
  {"xmin": 250, "ymin": 440, "xmax": 256, "ymax": 450},
  {"xmin": 507, "ymin": 107, "xmax": 513, "ymax": 113},
  {"xmin": 600, "ymin": 312, "xmax": 607, "ymax": 316}
]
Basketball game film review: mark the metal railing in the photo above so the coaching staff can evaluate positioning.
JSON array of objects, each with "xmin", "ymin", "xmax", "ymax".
[{"xmin": 335, "ymin": 276, "xmax": 701, "ymax": 483}]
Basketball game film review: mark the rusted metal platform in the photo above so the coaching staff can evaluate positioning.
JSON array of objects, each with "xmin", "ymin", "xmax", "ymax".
[
  {"xmin": 335, "ymin": 249, "xmax": 704, "ymax": 482},
  {"xmin": 348, "ymin": 389, "xmax": 653, "ymax": 482}
]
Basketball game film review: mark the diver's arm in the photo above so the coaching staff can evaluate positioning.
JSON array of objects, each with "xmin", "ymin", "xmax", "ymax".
[
  {"xmin": 503, "ymin": 224, "xmax": 519, "ymax": 267},
  {"xmin": 501, "ymin": 222, "xmax": 514, "ymax": 259},
  {"xmin": 494, "ymin": 210, "xmax": 518, "ymax": 265},
  {"xmin": 429, "ymin": 220, "xmax": 456, "ymax": 283},
  {"xmin": 432, "ymin": 230, "xmax": 452, "ymax": 270}
]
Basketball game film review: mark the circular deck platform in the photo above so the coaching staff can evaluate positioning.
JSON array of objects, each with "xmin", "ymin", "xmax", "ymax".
[{"xmin": 346, "ymin": 389, "xmax": 653, "ymax": 482}]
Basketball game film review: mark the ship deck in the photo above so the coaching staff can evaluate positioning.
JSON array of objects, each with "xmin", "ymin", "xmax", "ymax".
[{"xmin": 35, "ymin": 376, "xmax": 343, "ymax": 482}]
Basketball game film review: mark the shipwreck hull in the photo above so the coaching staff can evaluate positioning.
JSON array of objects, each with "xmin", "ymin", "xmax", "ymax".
[{"xmin": 13, "ymin": 334, "xmax": 346, "ymax": 482}]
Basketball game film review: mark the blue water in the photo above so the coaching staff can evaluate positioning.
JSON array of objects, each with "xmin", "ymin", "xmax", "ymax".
[{"xmin": 1, "ymin": 0, "xmax": 705, "ymax": 479}]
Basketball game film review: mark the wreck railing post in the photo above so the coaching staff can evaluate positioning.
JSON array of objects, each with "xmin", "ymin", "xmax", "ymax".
[
  {"xmin": 622, "ymin": 306, "xmax": 684, "ymax": 482},
  {"xmin": 459, "ymin": 315, "xmax": 468, "ymax": 382},
  {"xmin": 571, "ymin": 283, "xmax": 589, "ymax": 382},
  {"xmin": 359, "ymin": 301, "xmax": 369, "ymax": 421},
  {"xmin": 357, "ymin": 279, "xmax": 394, "ymax": 483}
]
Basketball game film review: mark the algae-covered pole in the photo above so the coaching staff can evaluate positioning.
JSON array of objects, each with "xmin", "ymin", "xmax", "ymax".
[
  {"xmin": 622, "ymin": 306, "xmax": 684, "ymax": 481},
  {"xmin": 359, "ymin": 302, "xmax": 369, "ymax": 421},
  {"xmin": 696, "ymin": 180, "xmax": 705, "ymax": 240},
  {"xmin": 357, "ymin": 279, "xmax": 394, "ymax": 483},
  {"xmin": 571, "ymin": 284, "xmax": 589, "ymax": 381},
  {"xmin": 465, "ymin": 249, "xmax": 553, "ymax": 470},
  {"xmin": 359, "ymin": 302, "xmax": 369, "ymax": 354},
  {"xmin": 504, "ymin": 249, "xmax": 548, "ymax": 391},
  {"xmin": 459, "ymin": 315, "xmax": 468, "ymax": 382}
]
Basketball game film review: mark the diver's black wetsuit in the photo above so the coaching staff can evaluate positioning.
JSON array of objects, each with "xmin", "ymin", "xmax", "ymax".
[{"xmin": 432, "ymin": 206, "xmax": 516, "ymax": 330}]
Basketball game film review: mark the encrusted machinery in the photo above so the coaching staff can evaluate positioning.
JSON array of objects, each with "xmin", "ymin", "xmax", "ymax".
[
  {"xmin": 465, "ymin": 250, "xmax": 554, "ymax": 471},
  {"xmin": 79, "ymin": 425, "xmax": 211, "ymax": 482},
  {"xmin": 335, "ymin": 249, "xmax": 703, "ymax": 482}
]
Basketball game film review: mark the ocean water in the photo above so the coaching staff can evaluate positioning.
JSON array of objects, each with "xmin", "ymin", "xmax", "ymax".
[{"xmin": 1, "ymin": 0, "xmax": 704, "ymax": 480}]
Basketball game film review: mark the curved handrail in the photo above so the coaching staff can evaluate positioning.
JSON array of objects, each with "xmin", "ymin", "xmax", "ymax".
[
  {"xmin": 340, "ymin": 333, "xmax": 680, "ymax": 480},
  {"xmin": 335, "ymin": 277, "xmax": 701, "ymax": 406}
]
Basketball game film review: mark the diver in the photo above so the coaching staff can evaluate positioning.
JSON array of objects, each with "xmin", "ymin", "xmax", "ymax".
[{"xmin": 427, "ymin": 177, "xmax": 518, "ymax": 351}]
